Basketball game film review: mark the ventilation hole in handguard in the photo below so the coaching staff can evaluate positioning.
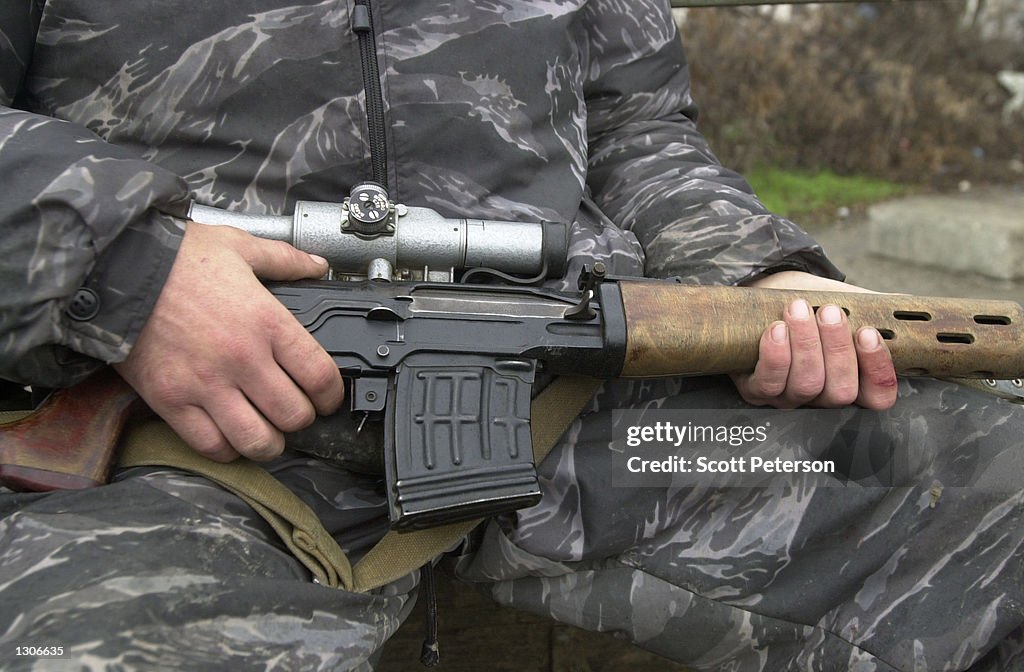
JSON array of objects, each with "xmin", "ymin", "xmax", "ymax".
[
  {"xmin": 974, "ymin": 315, "xmax": 1011, "ymax": 326},
  {"xmin": 894, "ymin": 311, "xmax": 932, "ymax": 321},
  {"xmin": 937, "ymin": 332, "xmax": 975, "ymax": 345}
]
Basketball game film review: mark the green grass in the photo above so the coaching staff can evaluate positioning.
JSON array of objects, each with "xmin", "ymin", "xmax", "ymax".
[{"xmin": 745, "ymin": 167, "xmax": 907, "ymax": 226}]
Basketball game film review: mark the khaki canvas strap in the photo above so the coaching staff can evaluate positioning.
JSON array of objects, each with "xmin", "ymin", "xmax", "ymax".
[
  {"xmin": 117, "ymin": 419, "xmax": 357, "ymax": 589},
  {"xmin": 0, "ymin": 410, "xmax": 33, "ymax": 423},
  {"xmin": 118, "ymin": 375, "xmax": 602, "ymax": 593}
]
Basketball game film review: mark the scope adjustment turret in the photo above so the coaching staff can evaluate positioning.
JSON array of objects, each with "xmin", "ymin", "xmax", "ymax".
[{"xmin": 342, "ymin": 182, "xmax": 396, "ymax": 237}]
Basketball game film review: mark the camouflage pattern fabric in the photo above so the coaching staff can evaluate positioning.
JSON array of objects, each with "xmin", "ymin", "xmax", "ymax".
[
  {"xmin": 0, "ymin": 463, "xmax": 414, "ymax": 671},
  {"xmin": 0, "ymin": 0, "xmax": 839, "ymax": 386},
  {"xmin": 0, "ymin": 1, "xmax": 1021, "ymax": 670},
  {"xmin": 2, "ymin": 377, "xmax": 1021, "ymax": 670},
  {"xmin": 456, "ymin": 376, "xmax": 1024, "ymax": 672}
]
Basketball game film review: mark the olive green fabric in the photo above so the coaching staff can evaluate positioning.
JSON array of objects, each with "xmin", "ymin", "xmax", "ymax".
[{"xmin": 117, "ymin": 376, "xmax": 602, "ymax": 593}]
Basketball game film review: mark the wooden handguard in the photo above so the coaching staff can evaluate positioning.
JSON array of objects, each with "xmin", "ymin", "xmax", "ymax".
[
  {"xmin": 0, "ymin": 368, "xmax": 144, "ymax": 491},
  {"xmin": 618, "ymin": 282, "xmax": 1024, "ymax": 379}
]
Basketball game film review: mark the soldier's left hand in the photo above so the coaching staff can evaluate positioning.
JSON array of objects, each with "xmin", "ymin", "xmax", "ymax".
[{"xmin": 730, "ymin": 271, "xmax": 898, "ymax": 410}]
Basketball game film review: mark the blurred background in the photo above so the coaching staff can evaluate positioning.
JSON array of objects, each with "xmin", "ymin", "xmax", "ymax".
[{"xmin": 678, "ymin": 0, "xmax": 1024, "ymax": 226}]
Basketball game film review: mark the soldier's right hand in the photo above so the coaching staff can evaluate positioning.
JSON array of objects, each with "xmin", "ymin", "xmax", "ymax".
[{"xmin": 113, "ymin": 221, "xmax": 344, "ymax": 462}]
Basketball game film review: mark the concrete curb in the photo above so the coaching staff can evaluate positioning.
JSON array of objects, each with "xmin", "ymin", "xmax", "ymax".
[
  {"xmin": 866, "ymin": 192, "xmax": 1024, "ymax": 281},
  {"xmin": 813, "ymin": 188, "xmax": 1023, "ymax": 301}
]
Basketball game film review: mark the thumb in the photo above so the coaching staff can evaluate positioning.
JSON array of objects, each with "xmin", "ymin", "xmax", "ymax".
[{"xmin": 245, "ymin": 237, "xmax": 329, "ymax": 281}]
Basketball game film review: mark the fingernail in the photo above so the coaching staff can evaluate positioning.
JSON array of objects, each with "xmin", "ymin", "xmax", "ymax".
[
  {"xmin": 771, "ymin": 322, "xmax": 788, "ymax": 344},
  {"xmin": 820, "ymin": 305, "xmax": 843, "ymax": 325},
  {"xmin": 308, "ymin": 254, "xmax": 328, "ymax": 266},
  {"xmin": 857, "ymin": 328, "xmax": 880, "ymax": 350},
  {"xmin": 790, "ymin": 299, "xmax": 810, "ymax": 320}
]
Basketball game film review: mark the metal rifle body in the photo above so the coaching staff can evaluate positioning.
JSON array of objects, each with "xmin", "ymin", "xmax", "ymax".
[
  {"xmin": 273, "ymin": 272, "xmax": 1024, "ymax": 530},
  {"xmin": 271, "ymin": 275, "xmax": 626, "ymax": 530}
]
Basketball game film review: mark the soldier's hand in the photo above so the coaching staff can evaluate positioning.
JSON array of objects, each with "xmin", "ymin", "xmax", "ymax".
[
  {"xmin": 730, "ymin": 271, "xmax": 898, "ymax": 410},
  {"xmin": 113, "ymin": 221, "xmax": 344, "ymax": 462}
]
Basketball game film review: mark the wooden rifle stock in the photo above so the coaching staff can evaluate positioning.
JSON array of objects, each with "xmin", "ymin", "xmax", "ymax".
[
  {"xmin": 618, "ymin": 282, "xmax": 1024, "ymax": 379},
  {"xmin": 0, "ymin": 367, "xmax": 143, "ymax": 491}
]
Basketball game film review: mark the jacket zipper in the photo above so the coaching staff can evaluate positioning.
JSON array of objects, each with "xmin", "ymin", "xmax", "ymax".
[{"xmin": 351, "ymin": 0, "xmax": 389, "ymax": 188}]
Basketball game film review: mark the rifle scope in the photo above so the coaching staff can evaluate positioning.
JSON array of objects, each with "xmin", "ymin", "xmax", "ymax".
[{"xmin": 188, "ymin": 182, "xmax": 568, "ymax": 282}]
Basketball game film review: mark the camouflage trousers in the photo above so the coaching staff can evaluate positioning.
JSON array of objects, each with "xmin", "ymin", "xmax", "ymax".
[{"xmin": 0, "ymin": 376, "xmax": 1022, "ymax": 671}]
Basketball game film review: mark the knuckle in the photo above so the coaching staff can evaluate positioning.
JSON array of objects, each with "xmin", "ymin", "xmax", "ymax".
[
  {"xmin": 268, "ymin": 238, "xmax": 297, "ymax": 256},
  {"xmin": 739, "ymin": 393, "xmax": 766, "ymax": 408},
  {"xmin": 868, "ymin": 366, "xmax": 899, "ymax": 389},
  {"xmin": 861, "ymin": 354, "xmax": 899, "ymax": 389},
  {"xmin": 255, "ymin": 436, "xmax": 286, "ymax": 462},
  {"xmin": 826, "ymin": 383, "xmax": 859, "ymax": 407},
  {"xmin": 220, "ymin": 333, "xmax": 260, "ymax": 366},
  {"xmin": 191, "ymin": 432, "xmax": 231, "ymax": 460},
  {"xmin": 191, "ymin": 361, "xmax": 223, "ymax": 384},
  {"xmin": 756, "ymin": 348, "xmax": 791, "ymax": 377},
  {"xmin": 790, "ymin": 377, "xmax": 825, "ymax": 400},
  {"xmin": 191, "ymin": 367, "xmax": 237, "ymax": 398},
  {"xmin": 236, "ymin": 426, "xmax": 283, "ymax": 461},
  {"xmin": 305, "ymin": 360, "xmax": 340, "ymax": 394},
  {"xmin": 239, "ymin": 423, "xmax": 274, "ymax": 451},
  {"xmin": 265, "ymin": 239, "xmax": 303, "ymax": 267},
  {"xmin": 732, "ymin": 375, "xmax": 764, "ymax": 406},
  {"xmin": 148, "ymin": 374, "xmax": 189, "ymax": 407},
  {"xmin": 765, "ymin": 364, "xmax": 792, "ymax": 383},
  {"xmin": 756, "ymin": 379, "xmax": 787, "ymax": 398},
  {"xmin": 277, "ymin": 403, "xmax": 317, "ymax": 433},
  {"xmin": 823, "ymin": 337, "xmax": 854, "ymax": 358},
  {"xmin": 736, "ymin": 386, "xmax": 768, "ymax": 407},
  {"xmin": 794, "ymin": 367, "xmax": 825, "ymax": 392},
  {"xmin": 792, "ymin": 330, "xmax": 822, "ymax": 351},
  {"xmin": 266, "ymin": 307, "xmax": 307, "ymax": 344},
  {"xmin": 858, "ymin": 372, "xmax": 899, "ymax": 410}
]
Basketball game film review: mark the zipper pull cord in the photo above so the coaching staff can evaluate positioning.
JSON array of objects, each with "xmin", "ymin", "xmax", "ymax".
[
  {"xmin": 419, "ymin": 563, "xmax": 440, "ymax": 667},
  {"xmin": 350, "ymin": 0, "xmax": 390, "ymax": 187}
]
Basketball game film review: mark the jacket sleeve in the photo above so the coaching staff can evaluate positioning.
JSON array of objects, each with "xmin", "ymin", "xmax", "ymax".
[
  {"xmin": 580, "ymin": 0, "xmax": 843, "ymax": 286},
  {"xmin": 0, "ymin": 5, "xmax": 191, "ymax": 387}
]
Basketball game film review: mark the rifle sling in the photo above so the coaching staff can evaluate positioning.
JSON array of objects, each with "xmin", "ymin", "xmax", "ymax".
[{"xmin": 117, "ymin": 375, "xmax": 602, "ymax": 593}]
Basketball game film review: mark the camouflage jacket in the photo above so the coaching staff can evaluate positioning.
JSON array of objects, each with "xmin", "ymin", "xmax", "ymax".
[{"xmin": 0, "ymin": 0, "xmax": 841, "ymax": 387}]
